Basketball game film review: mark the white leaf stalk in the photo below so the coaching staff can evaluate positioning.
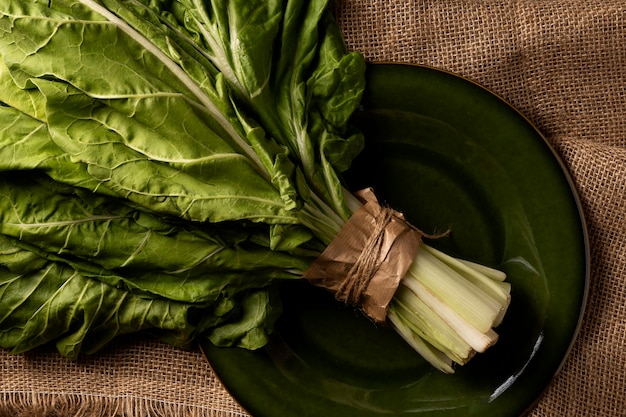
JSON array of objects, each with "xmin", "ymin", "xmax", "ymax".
[
  {"xmin": 389, "ymin": 245, "xmax": 510, "ymax": 374},
  {"xmin": 81, "ymin": 0, "xmax": 511, "ymax": 372},
  {"xmin": 344, "ymin": 191, "xmax": 510, "ymax": 374}
]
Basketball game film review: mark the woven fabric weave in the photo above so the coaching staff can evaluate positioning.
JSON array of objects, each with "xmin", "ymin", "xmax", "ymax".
[{"xmin": 2, "ymin": 1, "xmax": 625, "ymax": 416}]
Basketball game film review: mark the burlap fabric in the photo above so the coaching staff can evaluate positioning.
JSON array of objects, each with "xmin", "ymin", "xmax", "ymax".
[{"xmin": 1, "ymin": 1, "xmax": 625, "ymax": 416}]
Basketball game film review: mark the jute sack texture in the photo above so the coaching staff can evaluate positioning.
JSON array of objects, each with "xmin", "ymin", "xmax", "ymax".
[{"xmin": 1, "ymin": 1, "xmax": 625, "ymax": 416}]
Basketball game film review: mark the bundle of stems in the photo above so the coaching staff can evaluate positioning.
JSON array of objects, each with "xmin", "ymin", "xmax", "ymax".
[
  {"xmin": 0, "ymin": 0, "xmax": 511, "ymax": 372},
  {"xmin": 388, "ymin": 245, "xmax": 510, "ymax": 373},
  {"xmin": 336, "ymin": 193, "xmax": 511, "ymax": 373}
]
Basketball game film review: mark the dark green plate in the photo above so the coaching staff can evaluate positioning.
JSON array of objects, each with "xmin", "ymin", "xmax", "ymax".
[{"xmin": 200, "ymin": 64, "xmax": 589, "ymax": 417}]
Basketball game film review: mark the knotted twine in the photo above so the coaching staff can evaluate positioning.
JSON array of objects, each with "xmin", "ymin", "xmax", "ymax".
[{"xmin": 303, "ymin": 188, "xmax": 423, "ymax": 323}]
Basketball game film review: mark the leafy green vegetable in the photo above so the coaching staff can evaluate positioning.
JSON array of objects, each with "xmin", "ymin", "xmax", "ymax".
[
  {"xmin": 0, "ymin": 0, "xmax": 363, "ymax": 357},
  {"xmin": 0, "ymin": 0, "xmax": 509, "ymax": 373},
  {"xmin": 0, "ymin": 173, "xmax": 310, "ymax": 300},
  {"xmin": 1, "ymin": 2, "xmax": 295, "ymax": 224},
  {"xmin": 0, "ymin": 233, "xmax": 197, "ymax": 358},
  {"xmin": 149, "ymin": 0, "xmax": 366, "ymax": 217}
]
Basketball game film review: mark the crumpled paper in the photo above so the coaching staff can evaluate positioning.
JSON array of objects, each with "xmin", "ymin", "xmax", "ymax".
[{"xmin": 303, "ymin": 188, "xmax": 422, "ymax": 323}]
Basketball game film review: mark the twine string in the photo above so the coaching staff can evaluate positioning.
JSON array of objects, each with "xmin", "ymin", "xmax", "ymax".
[{"xmin": 335, "ymin": 206, "xmax": 396, "ymax": 306}]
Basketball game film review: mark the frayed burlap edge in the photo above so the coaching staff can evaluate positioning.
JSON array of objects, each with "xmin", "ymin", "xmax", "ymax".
[{"xmin": 0, "ymin": 392, "xmax": 249, "ymax": 417}]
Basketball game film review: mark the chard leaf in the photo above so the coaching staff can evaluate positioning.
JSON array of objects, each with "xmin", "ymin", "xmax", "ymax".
[
  {"xmin": 0, "ymin": 247, "xmax": 195, "ymax": 358},
  {"xmin": 0, "ymin": 99, "xmax": 117, "ymax": 195},
  {"xmin": 0, "ymin": 0, "xmax": 301, "ymax": 223},
  {"xmin": 0, "ymin": 0, "xmax": 367, "ymax": 358},
  {"xmin": 0, "ymin": 173, "xmax": 310, "ymax": 303},
  {"xmin": 0, "ymin": 233, "xmax": 284, "ymax": 355},
  {"xmin": 0, "ymin": 59, "xmax": 117, "ymax": 193},
  {"xmin": 207, "ymin": 286, "xmax": 282, "ymax": 349},
  {"xmin": 143, "ymin": 0, "xmax": 366, "ymax": 218}
]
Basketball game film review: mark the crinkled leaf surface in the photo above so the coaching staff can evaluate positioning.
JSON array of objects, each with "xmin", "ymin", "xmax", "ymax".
[
  {"xmin": 0, "ymin": 0, "xmax": 366, "ymax": 357},
  {"xmin": 0, "ymin": 0, "xmax": 299, "ymax": 223},
  {"xmin": 0, "ymin": 236, "xmax": 195, "ymax": 359},
  {"xmin": 140, "ymin": 0, "xmax": 366, "ymax": 219},
  {"xmin": 0, "ymin": 173, "xmax": 310, "ymax": 303}
]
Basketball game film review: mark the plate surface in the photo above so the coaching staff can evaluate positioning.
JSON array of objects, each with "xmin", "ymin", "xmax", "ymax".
[{"xmin": 200, "ymin": 64, "xmax": 589, "ymax": 417}]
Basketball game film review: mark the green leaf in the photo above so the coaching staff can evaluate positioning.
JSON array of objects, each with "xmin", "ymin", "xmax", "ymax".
[
  {"xmin": 0, "ymin": 173, "xmax": 310, "ymax": 303},
  {"xmin": 207, "ymin": 286, "xmax": 283, "ymax": 350},
  {"xmin": 134, "ymin": 0, "xmax": 366, "ymax": 219},
  {"xmin": 0, "ymin": 249, "xmax": 194, "ymax": 359},
  {"xmin": 0, "ymin": 0, "xmax": 366, "ymax": 358},
  {"xmin": 0, "ymin": 0, "xmax": 301, "ymax": 223}
]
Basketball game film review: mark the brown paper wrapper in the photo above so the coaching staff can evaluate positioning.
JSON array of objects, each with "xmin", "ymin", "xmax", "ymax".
[{"xmin": 303, "ymin": 188, "xmax": 422, "ymax": 323}]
